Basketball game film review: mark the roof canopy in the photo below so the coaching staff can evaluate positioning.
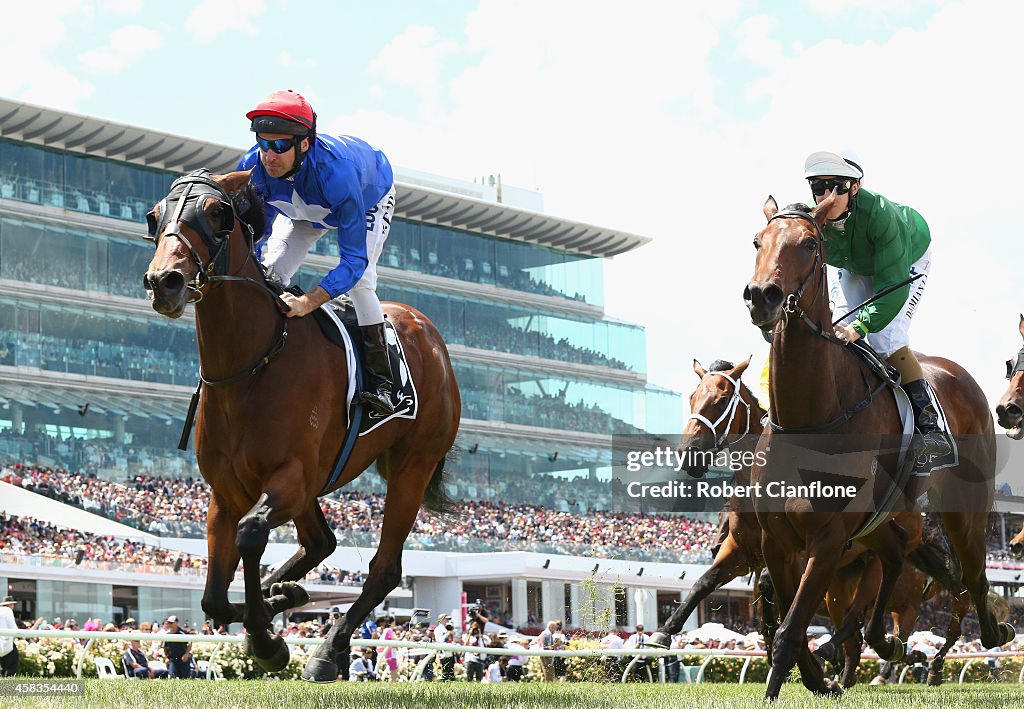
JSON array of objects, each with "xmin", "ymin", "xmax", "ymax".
[{"xmin": 0, "ymin": 98, "xmax": 649, "ymax": 258}]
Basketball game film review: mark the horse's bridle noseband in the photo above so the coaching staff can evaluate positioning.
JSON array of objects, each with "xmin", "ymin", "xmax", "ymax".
[{"xmin": 687, "ymin": 371, "xmax": 752, "ymax": 451}]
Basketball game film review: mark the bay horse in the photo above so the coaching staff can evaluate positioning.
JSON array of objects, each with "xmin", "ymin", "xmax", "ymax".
[
  {"xmin": 744, "ymin": 194, "xmax": 1011, "ymax": 699},
  {"xmin": 650, "ymin": 357, "xmax": 966, "ymax": 687},
  {"xmin": 995, "ymin": 315, "xmax": 1024, "ymax": 441},
  {"xmin": 142, "ymin": 169, "xmax": 460, "ymax": 683}
]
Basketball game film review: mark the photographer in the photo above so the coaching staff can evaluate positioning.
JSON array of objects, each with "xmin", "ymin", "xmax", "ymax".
[
  {"xmin": 434, "ymin": 613, "xmax": 456, "ymax": 681},
  {"xmin": 467, "ymin": 599, "xmax": 490, "ymax": 633},
  {"xmin": 462, "ymin": 624, "xmax": 490, "ymax": 682}
]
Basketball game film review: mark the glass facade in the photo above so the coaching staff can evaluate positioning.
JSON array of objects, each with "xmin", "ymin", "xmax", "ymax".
[
  {"xmin": 296, "ymin": 268, "xmax": 643, "ymax": 371},
  {"xmin": 0, "ymin": 139, "xmax": 173, "ymax": 222},
  {"xmin": 311, "ymin": 218, "xmax": 604, "ymax": 305},
  {"xmin": 36, "ymin": 579, "xmax": 113, "ymax": 624}
]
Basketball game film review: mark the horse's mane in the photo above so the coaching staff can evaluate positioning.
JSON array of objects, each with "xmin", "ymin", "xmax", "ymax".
[
  {"xmin": 229, "ymin": 181, "xmax": 266, "ymax": 242},
  {"xmin": 709, "ymin": 360, "xmax": 734, "ymax": 372}
]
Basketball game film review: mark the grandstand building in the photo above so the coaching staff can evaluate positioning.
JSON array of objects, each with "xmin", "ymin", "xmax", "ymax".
[{"xmin": 0, "ymin": 97, "xmax": 693, "ymax": 630}]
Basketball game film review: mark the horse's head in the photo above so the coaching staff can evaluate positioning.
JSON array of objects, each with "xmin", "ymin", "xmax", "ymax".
[
  {"xmin": 1009, "ymin": 522, "xmax": 1024, "ymax": 558},
  {"xmin": 995, "ymin": 314, "xmax": 1024, "ymax": 439},
  {"xmin": 143, "ymin": 169, "xmax": 261, "ymax": 318},
  {"xmin": 677, "ymin": 356, "xmax": 752, "ymax": 478},
  {"xmin": 743, "ymin": 193, "xmax": 836, "ymax": 331}
]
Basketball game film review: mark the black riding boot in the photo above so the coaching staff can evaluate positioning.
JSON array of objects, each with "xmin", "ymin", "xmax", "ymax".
[
  {"xmin": 903, "ymin": 378, "xmax": 952, "ymax": 471},
  {"xmin": 357, "ymin": 323, "xmax": 395, "ymax": 418}
]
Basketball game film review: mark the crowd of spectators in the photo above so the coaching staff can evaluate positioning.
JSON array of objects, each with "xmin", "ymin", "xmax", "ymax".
[
  {"xmin": 0, "ymin": 510, "xmax": 370, "ymax": 587},
  {"xmin": 462, "ymin": 387, "xmax": 642, "ymax": 435},
  {"xmin": 1, "ymin": 465, "xmax": 718, "ymax": 563},
  {"xmin": 5, "ymin": 461, "xmax": 1024, "ymax": 568},
  {"xmin": 459, "ymin": 317, "xmax": 629, "ymax": 370}
]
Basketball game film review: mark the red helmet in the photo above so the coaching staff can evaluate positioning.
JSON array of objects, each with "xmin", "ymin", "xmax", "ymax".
[{"xmin": 246, "ymin": 90, "xmax": 316, "ymax": 136}]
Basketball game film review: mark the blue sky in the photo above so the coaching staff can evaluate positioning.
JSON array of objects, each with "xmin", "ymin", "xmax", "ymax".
[{"xmin": 2, "ymin": 0, "xmax": 1022, "ymax": 411}]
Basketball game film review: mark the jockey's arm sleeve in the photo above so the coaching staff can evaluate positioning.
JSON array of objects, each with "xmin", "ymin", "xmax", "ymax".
[
  {"xmin": 319, "ymin": 164, "xmax": 369, "ymax": 298},
  {"xmin": 859, "ymin": 199, "xmax": 911, "ymax": 333}
]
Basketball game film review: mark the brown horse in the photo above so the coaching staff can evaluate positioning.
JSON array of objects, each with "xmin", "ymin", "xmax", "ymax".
[
  {"xmin": 995, "ymin": 315, "xmax": 1024, "ymax": 440},
  {"xmin": 142, "ymin": 169, "xmax": 460, "ymax": 683},
  {"xmin": 648, "ymin": 357, "xmax": 961, "ymax": 688},
  {"xmin": 743, "ymin": 195, "xmax": 1010, "ymax": 699}
]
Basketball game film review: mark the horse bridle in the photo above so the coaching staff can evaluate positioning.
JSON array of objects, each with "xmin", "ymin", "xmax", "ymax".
[
  {"xmin": 1007, "ymin": 346, "xmax": 1024, "ymax": 380},
  {"xmin": 763, "ymin": 209, "xmax": 847, "ymax": 347},
  {"xmin": 145, "ymin": 169, "xmax": 241, "ymax": 301},
  {"xmin": 687, "ymin": 371, "xmax": 751, "ymax": 451},
  {"xmin": 145, "ymin": 169, "xmax": 290, "ymax": 388}
]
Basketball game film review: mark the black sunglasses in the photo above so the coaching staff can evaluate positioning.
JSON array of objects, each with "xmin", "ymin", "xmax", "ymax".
[
  {"xmin": 809, "ymin": 177, "xmax": 854, "ymax": 197},
  {"xmin": 256, "ymin": 136, "xmax": 299, "ymax": 154}
]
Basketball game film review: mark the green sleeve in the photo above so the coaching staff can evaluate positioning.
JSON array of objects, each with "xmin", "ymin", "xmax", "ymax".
[{"xmin": 857, "ymin": 197, "xmax": 911, "ymax": 332}]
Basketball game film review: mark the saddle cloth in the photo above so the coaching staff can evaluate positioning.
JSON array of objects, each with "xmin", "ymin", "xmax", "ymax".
[{"xmin": 311, "ymin": 298, "xmax": 419, "ymax": 436}]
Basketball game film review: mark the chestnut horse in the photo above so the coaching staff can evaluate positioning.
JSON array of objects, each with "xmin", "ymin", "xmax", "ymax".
[
  {"xmin": 143, "ymin": 170, "xmax": 460, "ymax": 683},
  {"xmin": 743, "ymin": 195, "xmax": 1010, "ymax": 699},
  {"xmin": 650, "ymin": 357, "xmax": 965, "ymax": 688}
]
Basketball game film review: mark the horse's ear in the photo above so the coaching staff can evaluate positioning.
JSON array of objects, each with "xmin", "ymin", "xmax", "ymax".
[
  {"xmin": 216, "ymin": 169, "xmax": 253, "ymax": 194},
  {"xmin": 693, "ymin": 359, "xmax": 708, "ymax": 378},
  {"xmin": 1018, "ymin": 314, "xmax": 1024, "ymax": 339},
  {"xmin": 763, "ymin": 196, "xmax": 778, "ymax": 221},
  {"xmin": 732, "ymin": 355, "xmax": 753, "ymax": 379},
  {"xmin": 810, "ymin": 190, "xmax": 836, "ymax": 228}
]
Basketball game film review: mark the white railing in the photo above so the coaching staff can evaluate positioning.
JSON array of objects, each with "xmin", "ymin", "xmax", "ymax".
[{"xmin": 3, "ymin": 628, "xmax": 1024, "ymax": 684}]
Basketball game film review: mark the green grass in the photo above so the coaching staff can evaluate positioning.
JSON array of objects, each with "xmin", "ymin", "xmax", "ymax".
[{"xmin": 6, "ymin": 680, "xmax": 1024, "ymax": 709}]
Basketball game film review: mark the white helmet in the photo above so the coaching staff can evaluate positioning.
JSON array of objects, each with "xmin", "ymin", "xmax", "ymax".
[{"xmin": 803, "ymin": 151, "xmax": 864, "ymax": 180}]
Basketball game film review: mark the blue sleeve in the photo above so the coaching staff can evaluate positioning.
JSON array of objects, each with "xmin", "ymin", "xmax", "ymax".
[{"xmin": 318, "ymin": 160, "xmax": 368, "ymax": 297}]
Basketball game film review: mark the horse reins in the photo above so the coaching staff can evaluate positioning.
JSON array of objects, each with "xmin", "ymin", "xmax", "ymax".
[{"xmin": 763, "ymin": 209, "xmax": 888, "ymax": 434}]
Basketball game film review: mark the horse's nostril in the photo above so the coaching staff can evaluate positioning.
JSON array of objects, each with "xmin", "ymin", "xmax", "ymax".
[
  {"xmin": 998, "ymin": 402, "xmax": 1024, "ymax": 422},
  {"xmin": 762, "ymin": 284, "xmax": 783, "ymax": 308},
  {"xmin": 158, "ymin": 270, "xmax": 186, "ymax": 293},
  {"xmin": 743, "ymin": 285, "xmax": 753, "ymax": 302}
]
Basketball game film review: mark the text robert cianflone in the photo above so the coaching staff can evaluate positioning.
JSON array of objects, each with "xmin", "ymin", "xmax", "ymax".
[
  {"xmin": 624, "ymin": 446, "xmax": 767, "ymax": 473},
  {"xmin": 624, "ymin": 480, "xmax": 859, "ymax": 499}
]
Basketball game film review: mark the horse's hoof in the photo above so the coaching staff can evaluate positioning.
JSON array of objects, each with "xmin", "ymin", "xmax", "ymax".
[
  {"xmin": 869, "ymin": 676, "xmax": 888, "ymax": 686},
  {"xmin": 926, "ymin": 671, "xmax": 943, "ymax": 686},
  {"xmin": 814, "ymin": 678, "xmax": 843, "ymax": 697},
  {"xmin": 271, "ymin": 582, "xmax": 310, "ymax": 608},
  {"xmin": 1000, "ymin": 623, "xmax": 1016, "ymax": 645},
  {"xmin": 647, "ymin": 631, "xmax": 671, "ymax": 649},
  {"xmin": 253, "ymin": 635, "xmax": 291, "ymax": 673},
  {"xmin": 302, "ymin": 657, "xmax": 339, "ymax": 683}
]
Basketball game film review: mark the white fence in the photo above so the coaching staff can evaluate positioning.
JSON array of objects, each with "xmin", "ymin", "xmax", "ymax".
[{"xmin": 3, "ymin": 628, "xmax": 1024, "ymax": 684}]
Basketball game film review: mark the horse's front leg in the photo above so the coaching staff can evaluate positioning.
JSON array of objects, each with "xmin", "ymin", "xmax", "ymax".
[
  {"xmin": 257, "ymin": 502, "xmax": 337, "ymax": 615},
  {"xmin": 767, "ymin": 523, "xmax": 845, "ymax": 700},
  {"xmin": 237, "ymin": 491, "xmax": 292, "ymax": 672},
  {"xmin": 201, "ymin": 493, "xmax": 244, "ymax": 629}
]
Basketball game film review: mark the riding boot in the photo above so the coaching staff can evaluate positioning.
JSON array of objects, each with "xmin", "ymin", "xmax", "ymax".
[
  {"xmin": 356, "ymin": 323, "xmax": 396, "ymax": 418},
  {"xmin": 903, "ymin": 379, "xmax": 952, "ymax": 472}
]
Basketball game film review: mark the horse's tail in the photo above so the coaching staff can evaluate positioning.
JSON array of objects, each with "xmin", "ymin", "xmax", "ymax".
[{"xmin": 422, "ymin": 446, "xmax": 457, "ymax": 514}]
